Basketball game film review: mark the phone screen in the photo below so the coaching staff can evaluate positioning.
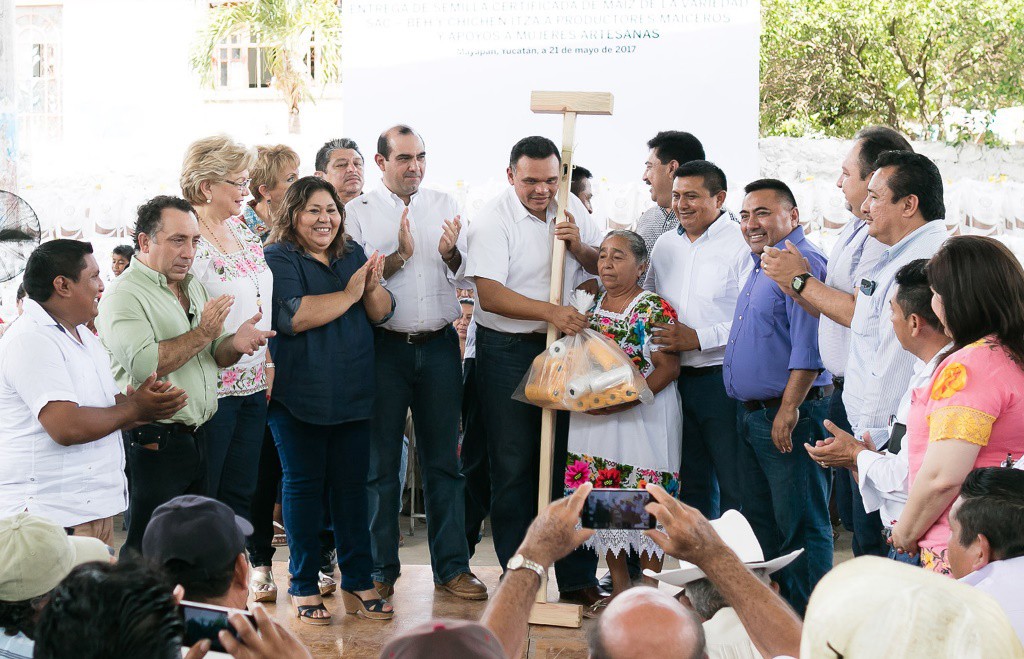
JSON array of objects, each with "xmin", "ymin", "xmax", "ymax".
[
  {"xmin": 580, "ymin": 488, "xmax": 655, "ymax": 530},
  {"xmin": 180, "ymin": 601, "xmax": 254, "ymax": 653}
]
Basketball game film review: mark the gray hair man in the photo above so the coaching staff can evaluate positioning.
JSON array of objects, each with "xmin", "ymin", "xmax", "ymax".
[{"xmin": 314, "ymin": 138, "xmax": 364, "ymax": 205}]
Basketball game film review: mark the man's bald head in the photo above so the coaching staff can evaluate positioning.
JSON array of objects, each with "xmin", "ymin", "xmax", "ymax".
[{"xmin": 590, "ymin": 587, "xmax": 706, "ymax": 659}]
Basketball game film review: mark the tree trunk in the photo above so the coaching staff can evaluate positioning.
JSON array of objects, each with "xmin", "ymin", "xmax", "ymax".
[{"xmin": 288, "ymin": 106, "xmax": 301, "ymax": 134}]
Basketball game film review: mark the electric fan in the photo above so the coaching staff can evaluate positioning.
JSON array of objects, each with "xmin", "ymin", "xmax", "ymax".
[{"xmin": 0, "ymin": 190, "xmax": 42, "ymax": 282}]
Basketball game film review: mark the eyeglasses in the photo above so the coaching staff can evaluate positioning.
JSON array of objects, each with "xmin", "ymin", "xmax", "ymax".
[{"xmin": 220, "ymin": 178, "xmax": 252, "ymax": 191}]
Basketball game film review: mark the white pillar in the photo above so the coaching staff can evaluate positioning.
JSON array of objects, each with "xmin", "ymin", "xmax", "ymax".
[{"xmin": 0, "ymin": 0, "xmax": 17, "ymax": 190}]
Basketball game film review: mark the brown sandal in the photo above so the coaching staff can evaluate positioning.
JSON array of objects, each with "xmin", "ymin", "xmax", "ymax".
[
  {"xmin": 341, "ymin": 589, "xmax": 394, "ymax": 620},
  {"xmin": 292, "ymin": 598, "xmax": 331, "ymax": 626}
]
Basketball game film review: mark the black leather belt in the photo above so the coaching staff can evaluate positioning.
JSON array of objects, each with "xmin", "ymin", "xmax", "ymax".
[
  {"xmin": 476, "ymin": 325, "xmax": 547, "ymax": 344},
  {"xmin": 381, "ymin": 327, "xmax": 447, "ymax": 345},
  {"xmin": 166, "ymin": 422, "xmax": 199, "ymax": 435},
  {"xmin": 742, "ymin": 385, "xmax": 835, "ymax": 412},
  {"xmin": 679, "ymin": 365, "xmax": 723, "ymax": 377},
  {"xmin": 833, "ymin": 376, "xmax": 845, "ymax": 389}
]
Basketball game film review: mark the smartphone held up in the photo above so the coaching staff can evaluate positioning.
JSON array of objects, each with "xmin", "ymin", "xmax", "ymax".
[
  {"xmin": 580, "ymin": 488, "xmax": 655, "ymax": 530},
  {"xmin": 180, "ymin": 600, "xmax": 256, "ymax": 653}
]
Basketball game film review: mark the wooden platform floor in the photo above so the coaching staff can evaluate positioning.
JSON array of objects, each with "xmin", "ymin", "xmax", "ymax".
[{"xmin": 255, "ymin": 564, "xmax": 591, "ymax": 658}]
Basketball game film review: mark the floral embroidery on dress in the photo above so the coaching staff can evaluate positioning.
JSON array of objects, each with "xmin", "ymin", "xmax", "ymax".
[
  {"xmin": 564, "ymin": 454, "xmax": 679, "ymax": 495},
  {"xmin": 919, "ymin": 546, "xmax": 952, "ymax": 576},
  {"xmin": 590, "ymin": 291, "xmax": 678, "ymax": 376},
  {"xmin": 196, "ymin": 220, "xmax": 270, "ymax": 285},
  {"xmin": 927, "ymin": 405, "xmax": 995, "ymax": 445},
  {"xmin": 197, "ymin": 217, "xmax": 269, "ymax": 397},
  {"xmin": 930, "ymin": 362, "xmax": 967, "ymax": 400}
]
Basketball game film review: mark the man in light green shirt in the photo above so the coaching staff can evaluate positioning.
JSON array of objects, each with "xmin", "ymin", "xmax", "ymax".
[{"xmin": 96, "ymin": 196, "xmax": 273, "ymax": 552}]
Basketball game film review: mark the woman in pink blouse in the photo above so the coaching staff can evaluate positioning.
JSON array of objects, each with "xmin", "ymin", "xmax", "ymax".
[{"xmin": 890, "ymin": 236, "xmax": 1024, "ymax": 573}]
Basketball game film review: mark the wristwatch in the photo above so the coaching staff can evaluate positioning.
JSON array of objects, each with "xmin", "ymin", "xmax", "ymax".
[
  {"xmin": 791, "ymin": 273, "xmax": 812, "ymax": 295},
  {"xmin": 507, "ymin": 553, "xmax": 545, "ymax": 578}
]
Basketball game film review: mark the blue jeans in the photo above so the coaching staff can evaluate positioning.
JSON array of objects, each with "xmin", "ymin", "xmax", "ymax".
[
  {"xmin": 475, "ymin": 326, "xmax": 598, "ymax": 592},
  {"xmin": 888, "ymin": 545, "xmax": 921, "ymax": 566},
  {"xmin": 827, "ymin": 387, "xmax": 854, "ymax": 531},
  {"xmin": 738, "ymin": 396, "xmax": 833, "ymax": 616},
  {"xmin": 827, "ymin": 383, "xmax": 886, "ymax": 556},
  {"xmin": 268, "ymin": 402, "xmax": 373, "ymax": 596},
  {"xmin": 677, "ymin": 368, "xmax": 742, "ymax": 519},
  {"xmin": 368, "ymin": 327, "xmax": 470, "ymax": 586},
  {"xmin": 204, "ymin": 390, "xmax": 267, "ymax": 521}
]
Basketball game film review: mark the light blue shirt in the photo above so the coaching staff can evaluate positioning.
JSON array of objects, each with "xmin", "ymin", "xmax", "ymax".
[
  {"xmin": 818, "ymin": 218, "xmax": 885, "ymax": 375},
  {"xmin": 842, "ymin": 221, "xmax": 949, "ymax": 445},
  {"xmin": 960, "ymin": 556, "xmax": 1024, "ymax": 645}
]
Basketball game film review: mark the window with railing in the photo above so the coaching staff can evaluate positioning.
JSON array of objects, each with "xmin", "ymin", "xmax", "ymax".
[
  {"xmin": 209, "ymin": 29, "xmax": 335, "ymax": 91},
  {"xmin": 15, "ymin": 5, "xmax": 63, "ymax": 142}
]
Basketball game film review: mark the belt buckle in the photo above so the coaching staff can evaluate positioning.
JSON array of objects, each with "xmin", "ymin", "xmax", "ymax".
[{"xmin": 406, "ymin": 333, "xmax": 416, "ymax": 344}]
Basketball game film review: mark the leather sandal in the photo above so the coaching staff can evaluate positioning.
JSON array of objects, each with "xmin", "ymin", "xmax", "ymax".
[
  {"xmin": 292, "ymin": 599, "xmax": 331, "ymax": 626},
  {"xmin": 249, "ymin": 566, "xmax": 277, "ymax": 603},
  {"xmin": 341, "ymin": 589, "xmax": 394, "ymax": 620},
  {"xmin": 318, "ymin": 571, "xmax": 337, "ymax": 597},
  {"xmin": 271, "ymin": 521, "xmax": 287, "ymax": 547},
  {"xmin": 583, "ymin": 596, "xmax": 611, "ymax": 619}
]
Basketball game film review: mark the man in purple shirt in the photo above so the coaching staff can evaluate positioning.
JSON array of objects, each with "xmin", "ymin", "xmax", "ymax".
[{"xmin": 723, "ymin": 178, "xmax": 832, "ymax": 616}]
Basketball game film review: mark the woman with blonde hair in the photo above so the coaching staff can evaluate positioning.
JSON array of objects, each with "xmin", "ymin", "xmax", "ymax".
[
  {"xmin": 243, "ymin": 144, "xmax": 299, "ymax": 242},
  {"xmin": 180, "ymin": 135, "xmax": 273, "ymax": 549}
]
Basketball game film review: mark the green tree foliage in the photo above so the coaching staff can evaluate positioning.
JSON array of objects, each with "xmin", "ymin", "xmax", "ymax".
[
  {"xmin": 760, "ymin": 0, "xmax": 1024, "ymax": 139},
  {"xmin": 191, "ymin": 0, "xmax": 342, "ymax": 134}
]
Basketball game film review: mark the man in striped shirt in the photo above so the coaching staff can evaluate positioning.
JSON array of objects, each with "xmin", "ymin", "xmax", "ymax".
[{"xmin": 637, "ymin": 131, "xmax": 705, "ymax": 253}]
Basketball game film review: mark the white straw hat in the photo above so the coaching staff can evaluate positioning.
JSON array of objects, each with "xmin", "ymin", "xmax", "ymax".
[{"xmin": 644, "ymin": 509, "xmax": 803, "ymax": 587}]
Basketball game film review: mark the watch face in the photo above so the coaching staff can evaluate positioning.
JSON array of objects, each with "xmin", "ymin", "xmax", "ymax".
[
  {"xmin": 793, "ymin": 275, "xmax": 807, "ymax": 292},
  {"xmin": 509, "ymin": 555, "xmax": 522, "ymax": 569}
]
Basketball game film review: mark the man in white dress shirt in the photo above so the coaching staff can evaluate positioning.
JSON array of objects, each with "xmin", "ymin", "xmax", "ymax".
[
  {"xmin": 761, "ymin": 127, "xmax": 918, "ymax": 557},
  {"xmin": 645, "ymin": 160, "xmax": 752, "ymax": 518},
  {"xmin": 0, "ymin": 240, "xmax": 186, "ymax": 544},
  {"xmin": 466, "ymin": 135, "xmax": 605, "ymax": 605},
  {"xmin": 346, "ymin": 125, "xmax": 486, "ymax": 601}
]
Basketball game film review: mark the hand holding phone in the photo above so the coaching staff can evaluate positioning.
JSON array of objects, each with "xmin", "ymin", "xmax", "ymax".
[{"xmin": 181, "ymin": 600, "xmax": 256, "ymax": 653}]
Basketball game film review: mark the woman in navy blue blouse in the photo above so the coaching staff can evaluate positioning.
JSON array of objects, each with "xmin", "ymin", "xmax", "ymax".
[{"xmin": 264, "ymin": 176, "xmax": 394, "ymax": 624}]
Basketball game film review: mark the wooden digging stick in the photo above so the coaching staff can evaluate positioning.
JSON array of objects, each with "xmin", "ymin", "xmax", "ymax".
[{"xmin": 527, "ymin": 91, "xmax": 614, "ymax": 628}]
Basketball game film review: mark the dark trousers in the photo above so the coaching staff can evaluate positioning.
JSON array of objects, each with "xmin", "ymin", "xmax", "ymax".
[
  {"xmin": 268, "ymin": 402, "xmax": 373, "ymax": 596},
  {"xmin": 830, "ymin": 384, "xmax": 885, "ymax": 556},
  {"xmin": 677, "ymin": 368, "xmax": 742, "ymax": 518},
  {"xmin": 828, "ymin": 387, "xmax": 854, "ymax": 531},
  {"xmin": 849, "ymin": 470, "xmax": 886, "ymax": 556},
  {"xmin": 247, "ymin": 426, "xmax": 282, "ymax": 567},
  {"xmin": 474, "ymin": 326, "xmax": 598, "ymax": 592},
  {"xmin": 368, "ymin": 327, "xmax": 470, "ymax": 586},
  {"xmin": 122, "ymin": 423, "xmax": 208, "ymax": 553},
  {"xmin": 738, "ymin": 397, "xmax": 833, "ymax": 616},
  {"xmin": 461, "ymin": 357, "xmax": 491, "ymax": 556},
  {"xmin": 204, "ymin": 391, "xmax": 267, "ymax": 521}
]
